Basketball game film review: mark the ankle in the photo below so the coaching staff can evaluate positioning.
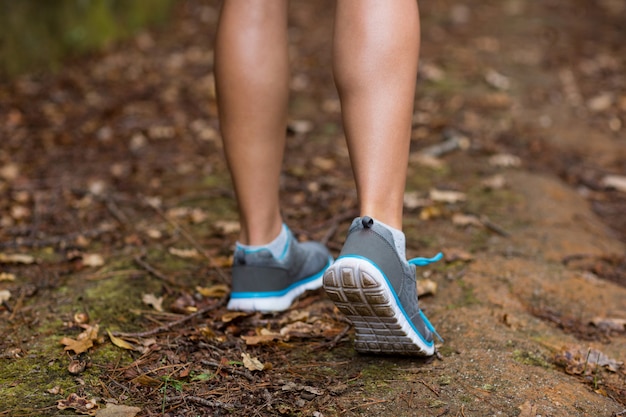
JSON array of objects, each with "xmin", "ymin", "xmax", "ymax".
[
  {"xmin": 238, "ymin": 216, "xmax": 284, "ymax": 246},
  {"xmin": 237, "ymin": 224, "xmax": 290, "ymax": 260}
]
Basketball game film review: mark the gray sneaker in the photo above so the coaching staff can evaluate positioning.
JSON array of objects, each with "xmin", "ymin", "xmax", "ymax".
[
  {"xmin": 227, "ymin": 227, "xmax": 332, "ymax": 312},
  {"xmin": 323, "ymin": 216, "xmax": 443, "ymax": 355}
]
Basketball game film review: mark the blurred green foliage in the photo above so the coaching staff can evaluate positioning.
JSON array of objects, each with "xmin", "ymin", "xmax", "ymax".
[{"xmin": 0, "ymin": 0, "xmax": 174, "ymax": 78}]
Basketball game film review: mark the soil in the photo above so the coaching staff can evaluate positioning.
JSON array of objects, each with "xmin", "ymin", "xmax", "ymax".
[{"xmin": 1, "ymin": 0, "xmax": 625, "ymax": 416}]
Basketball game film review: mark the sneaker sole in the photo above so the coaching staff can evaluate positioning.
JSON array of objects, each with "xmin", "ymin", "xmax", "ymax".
[
  {"xmin": 323, "ymin": 256, "xmax": 435, "ymax": 356},
  {"xmin": 227, "ymin": 257, "xmax": 331, "ymax": 313}
]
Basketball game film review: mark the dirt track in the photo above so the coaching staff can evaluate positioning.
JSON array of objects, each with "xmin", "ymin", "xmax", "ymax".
[{"xmin": 1, "ymin": 1, "xmax": 625, "ymax": 416}]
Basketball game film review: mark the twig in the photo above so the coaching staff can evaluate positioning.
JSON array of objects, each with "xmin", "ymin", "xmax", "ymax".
[
  {"xmin": 112, "ymin": 296, "xmax": 227, "ymax": 338},
  {"xmin": 200, "ymin": 359, "xmax": 255, "ymax": 382},
  {"xmin": 419, "ymin": 129, "xmax": 470, "ymax": 158},
  {"xmin": 0, "ymin": 223, "xmax": 116, "ymax": 249},
  {"xmin": 198, "ymin": 341, "xmax": 225, "ymax": 355},
  {"xmin": 143, "ymin": 197, "xmax": 229, "ymax": 284},
  {"xmin": 103, "ymin": 195, "xmax": 132, "ymax": 228},
  {"xmin": 419, "ymin": 379, "xmax": 440, "ymax": 396},
  {"xmin": 313, "ymin": 324, "xmax": 351, "ymax": 351},
  {"xmin": 8, "ymin": 288, "xmax": 26, "ymax": 321},
  {"xmin": 344, "ymin": 398, "xmax": 389, "ymax": 413},
  {"xmin": 134, "ymin": 255, "xmax": 179, "ymax": 287},
  {"xmin": 166, "ymin": 395, "xmax": 240, "ymax": 410},
  {"xmin": 479, "ymin": 216, "xmax": 509, "ymax": 237}
]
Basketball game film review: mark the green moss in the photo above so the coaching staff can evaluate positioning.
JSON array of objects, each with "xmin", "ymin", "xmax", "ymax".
[
  {"xmin": 0, "ymin": 355, "xmax": 73, "ymax": 414},
  {"xmin": 459, "ymin": 394, "xmax": 474, "ymax": 404},
  {"xmin": 437, "ymin": 345, "xmax": 457, "ymax": 358},
  {"xmin": 83, "ymin": 274, "xmax": 161, "ymax": 330},
  {"xmin": 512, "ymin": 350, "xmax": 551, "ymax": 369},
  {"xmin": 438, "ymin": 374, "xmax": 452, "ymax": 386},
  {"xmin": 0, "ymin": 341, "xmax": 134, "ymax": 415},
  {"xmin": 358, "ymin": 362, "xmax": 397, "ymax": 393},
  {"xmin": 481, "ymin": 383, "xmax": 496, "ymax": 392},
  {"xmin": 429, "ymin": 399, "xmax": 448, "ymax": 408}
]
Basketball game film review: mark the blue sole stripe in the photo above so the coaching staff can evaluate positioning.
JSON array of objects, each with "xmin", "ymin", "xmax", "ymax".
[
  {"xmin": 335, "ymin": 254, "xmax": 435, "ymax": 348},
  {"xmin": 230, "ymin": 257, "xmax": 331, "ymax": 299}
]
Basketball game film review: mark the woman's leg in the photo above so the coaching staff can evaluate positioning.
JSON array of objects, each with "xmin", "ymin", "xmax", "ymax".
[
  {"xmin": 216, "ymin": 1, "xmax": 331, "ymax": 313},
  {"xmin": 333, "ymin": 0, "xmax": 420, "ymax": 230},
  {"xmin": 214, "ymin": 0, "xmax": 289, "ymax": 245},
  {"xmin": 323, "ymin": 1, "xmax": 442, "ymax": 356}
]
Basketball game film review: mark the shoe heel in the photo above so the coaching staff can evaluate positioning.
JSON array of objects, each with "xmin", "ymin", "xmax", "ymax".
[{"xmin": 324, "ymin": 257, "xmax": 434, "ymax": 355}]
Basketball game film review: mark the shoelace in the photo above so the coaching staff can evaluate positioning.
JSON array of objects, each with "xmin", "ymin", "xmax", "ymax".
[
  {"xmin": 408, "ymin": 251, "xmax": 443, "ymax": 266},
  {"xmin": 408, "ymin": 251, "xmax": 445, "ymax": 343}
]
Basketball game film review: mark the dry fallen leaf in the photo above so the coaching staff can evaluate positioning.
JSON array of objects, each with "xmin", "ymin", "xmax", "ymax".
[
  {"xmin": 481, "ymin": 174, "xmax": 506, "ymax": 190},
  {"xmin": 168, "ymin": 247, "xmax": 200, "ymax": 259},
  {"xmin": 452, "ymin": 213, "xmax": 483, "ymax": 228},
  {"xmin": 190, "ymin": 208, "xmax": 208, "ymax": 224},
  {"xmin": 48, "ymin": 386, "xmax": 62, "ymax": 395},
  {"xmin": 0, "ymin": 272, "xmax": 15, "ymax": 282},
  {"xmin": 590, "ymin": 317, "xmax": 626, "ymax": 332},
  {"xmin": 417, "ymin": 279, "xmax": 438, "ymax": 296},
  {"xmin": 242, "ymin": 329, "xmax": 283, "ymax": 346},
  {"xmin": 287, "ymin": 119, "xmax": 314, "ymax": 134},
  {"xmin": 410, "ymin": 153, "xmax": 447, "ymax": 169},
  {"xmin": 312, "ymin": 156, "xmax": 336, "ymax": 171},
  {"xmin": 0, "ymin": 252, "xmax": 35, "ymax": 264},
  {"xmin": 209, "ymin": 255, "xmax": 233, "ymax": 268},
  {"xmin": 214, "ymin": 220, "xmax": 240, "ymax": 234},
  {"xmin": 242, "ymin": 352, "xmax": 265, "ymax": 371},
  {"xmin": 95, "ymin": 403, "xmax": 142, "ymax": 417},
  {"xmin": 82, "ymin": 253, "xmax": 105, "ymax": 267},
  {"xmin": 419, "ymin": 205, "xmax": 444, "ymax": 221},
  {"xmin": 600, "ymin": 175, "xmax": 626, "ymax": 193},
  {"xmin": 403, "ymin": 191, "xmax": 430, "ymax": 210},
  {"xmin": 60, "ymin": 339, "xmax": 93, "ymax": 356},
  {"xmin": 60, "ymin": 324, "xmax": 100, "ymax": 354},
  {"xmin": 145, "ymin": 228, "xmax": 162, "ymax": 239},
  {"xmin": 281, "ymin": 382, "xmax": 324, "ymax": 396},
  {"xmin": 282, "ymin": 310, "xmax": 310, "ymax": 324},
  {"xmin": 485, "ymin": 69, "xmax": 511, "ymax": 90},
  {"xmin": 280, "ymin": 321, "xmax": 321, "ymax": 339},
  {"xmin": 420, "ymin": 62, "xmax": 445, "ymax": 82},
  {"xmin": 0, "ymin": 162, "xmax": 20, "ymax": 181},
  {"xmin": 107, "ymin": 330, "xmax": 140, "ymax": 351},
  {"xmin": 57, "ymin": 393, "xmax": 99, "ymax": 415},
  {"xmin": 131, "ymin": 374, "xmax": 162, "ymax": 387},
  {"xmin": 587, "ymin": 92, "xmax": 613, "ymax": 112},
  {"xmin": 141, "ymin": 293, "xmax": 164, "ymax": 312},
  {"xmin": 221, "ymin": 311, "xmax": 249, "ymax": 323},
  {"xmin": 489, "ymin": 153, "xmax": 521, "ymax": 168},
  {"xmin": 429, "ymin": 189, "xmax": 467, "ymax": 204},
  {"xmin": 196, "ymin": 284, "xmax": 229, "ymax": 298},
  {"xmin": 555, "ymin": 345, "xmax": 624, "ymax": 374}
]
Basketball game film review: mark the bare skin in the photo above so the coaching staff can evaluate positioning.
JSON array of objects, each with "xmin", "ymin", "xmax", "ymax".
[{"xmin": 215, "ymin": 0, "xmax": 420, "ymax": 244}]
